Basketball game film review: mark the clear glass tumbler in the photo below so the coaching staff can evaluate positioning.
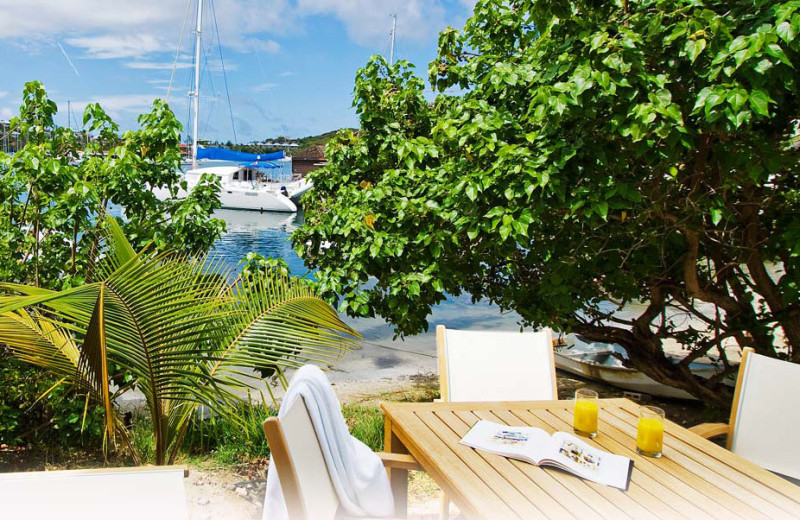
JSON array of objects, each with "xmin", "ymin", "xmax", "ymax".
[
  {"xmin": 573, "ymin": 388, "xmax": 599, "ymax": 438},
  {"xmin": 636, "ymin": 405, "xmax": 665, "ymax": 457}
]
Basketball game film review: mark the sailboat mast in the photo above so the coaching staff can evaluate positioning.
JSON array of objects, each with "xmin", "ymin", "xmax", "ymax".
[
  {"xmin": 389, "ymin": 14, "xmax": 397, "ymax": 65},
  {"xmin": 191, "ymin": 0, "xmax": 203, "ymax": 169}
]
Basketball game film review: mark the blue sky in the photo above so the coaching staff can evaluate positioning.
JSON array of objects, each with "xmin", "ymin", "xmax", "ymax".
[{"xmin": 0, "ymin": 0, "xmax": 476, "ymax": 142}]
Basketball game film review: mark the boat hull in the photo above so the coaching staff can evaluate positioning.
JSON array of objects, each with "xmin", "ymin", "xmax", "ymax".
[
  {"xmin": 153, "ymin": 185, "xmax": 297, "ymax": 213},
  {"xmin": 554, "ymin": 335, "xmax": 738, "ymax": 400},
  {"xmin": 284, "ymin": 178, "xmax": 312, "ymax": 203},
  {"xmin": 554, "ymin": 351, "xmax": 699, "ymax": 400},
  {"xmin": 217, "ymin": 187, "xmax": 296, "ymax": 212}
]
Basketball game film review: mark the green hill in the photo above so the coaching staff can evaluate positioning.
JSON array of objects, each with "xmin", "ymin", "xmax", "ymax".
[{"xmin": 210, "ymin": 129, "xmax": 353, "ymax": 156}]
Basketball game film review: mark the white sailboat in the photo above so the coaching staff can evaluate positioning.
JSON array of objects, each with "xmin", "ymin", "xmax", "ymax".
[{"xmin": 155, "ymin": 0, "xmax": 297, "ymax": 213}]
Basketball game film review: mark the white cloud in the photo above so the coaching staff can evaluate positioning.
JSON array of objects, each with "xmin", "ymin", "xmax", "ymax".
[
  {"xmin": 65, "ymin": 34, "xmax": 168, "ymax": 59},
  {"xmin": 94, "ymin": 94, "xmax": 159, "ymax": 113},
  {"xmin": 0, "ymin": 91, "xmax": 8, "ymax": 99},
  {"xmin": 295, "ymin": 0, "xmax": 448, "ymax": 47},
  {"xmin": 65, "ymin": 94, "xmax": 159, "ymax": 119},
  {"xmin": 1, "ymin": 107, "xmax": 14, "ymax": 120},
  {"xmin": 126, "ymin": 61, "xmax": 193, "ymax": 70},
  {"xmin": 0, "ymin": 0, "xmax": 295, "ymax": 59},
  {"xmin": 253, "ymin": 82, "xmax": 279, "ymax": 92},
  {"xmin": 233, "ymin": 37, "xmax": 281, "ymax": 54},
  {"xmin": 0, "ymin": 0, "xmax": 455, "ymax": 62},
  {"xmin": 278, "ymin": 71, "xmax": 295, "ymax": 77}
]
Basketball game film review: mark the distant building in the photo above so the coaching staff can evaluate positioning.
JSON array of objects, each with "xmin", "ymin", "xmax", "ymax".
[
  {"xmin": 291, "ymin": 145, "xmax": 327, "ymax": 176},
  {"xmin": 1, "ymin": 120, "xmax": 22, "ymax": 154}
]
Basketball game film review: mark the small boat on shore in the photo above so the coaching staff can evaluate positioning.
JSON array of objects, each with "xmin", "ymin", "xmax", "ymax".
[{"xmin": 554, "ymin": 335, "xmax": 739, "ymax": 400}]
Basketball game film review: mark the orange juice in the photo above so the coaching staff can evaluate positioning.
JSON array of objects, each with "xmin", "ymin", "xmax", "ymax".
[
  {"xmin": 573, "ymin": 399, "xmax": 598, "ymax": 437},
  {"xmin": 637, "ymin": 417, "xmax": 664, "ymax": 456}
]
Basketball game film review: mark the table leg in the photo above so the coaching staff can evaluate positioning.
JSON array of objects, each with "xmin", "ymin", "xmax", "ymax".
[{"xmin": 385, "ymin": 416, "xmax": 409, "ymax": 517}]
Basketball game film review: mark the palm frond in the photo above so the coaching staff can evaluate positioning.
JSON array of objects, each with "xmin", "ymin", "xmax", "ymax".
[
  {"xmin": 0, "ymin": 215, "xmax": 361, "ymax": 465},
  {"xmin": 211, "ymin": 269, "xmax": 361, "ymax": 382},
  {"xmin": 79, "ymin": 285, "xmax": 115, "ymax": 445},
  {"xmin": 0, "ymin": 310, "xmax": 81, "ymax": 378}
]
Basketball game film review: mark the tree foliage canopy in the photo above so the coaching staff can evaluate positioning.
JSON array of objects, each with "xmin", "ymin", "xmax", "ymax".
[
  {"xmin": 0, "ymin": 81, "xmax": 225, "ymax": 290},
  {"xmin": 295, "ymin": 0, "xmax": 800, "ymax": 404}
]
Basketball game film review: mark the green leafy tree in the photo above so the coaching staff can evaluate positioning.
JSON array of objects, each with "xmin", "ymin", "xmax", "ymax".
[
  {"xmin": 0, "ymin": 81, "xmax": 225, "ymax": 290},
  {"xmin": 295, "ymin": 0, "xmax": 800, "ymax": 405},
  {"xmin": 0, "ymin": 217, "xmax": 359, "ymax": 465}
]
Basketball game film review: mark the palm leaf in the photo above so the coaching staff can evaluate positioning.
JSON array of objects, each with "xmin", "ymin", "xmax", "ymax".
[
  {"xmin": 79, "ymin": 284, "xmax": 115, "ymax": 445},
  {"xmin": 211, "ymin": 269, "xmax": 360, "ymax": 383},
  {"xmin": 0, "ymin": 310, "xmax": 81, "ymax": 378}
]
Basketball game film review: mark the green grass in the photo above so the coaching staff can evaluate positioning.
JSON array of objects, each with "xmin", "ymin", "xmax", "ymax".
[
  {"xmin": 154, "ymin": 401, "xmax": 386, "ymax": 465},
  {"xmin": 181, "ymin": 402, "xmax": 275, "ymax": 465},
  {"xmin": 342, "ymin": 405, "xmax": 385, "ymax": 452}
]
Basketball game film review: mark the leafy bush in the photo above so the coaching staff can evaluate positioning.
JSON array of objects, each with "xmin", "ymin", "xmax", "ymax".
[
  {"xmin": 0, "ymin": 81, "xmax": 226, "ymax": 291},
  {"xmin": 0, "ymin": 353, "xmax": 104, "ymax": 450}
]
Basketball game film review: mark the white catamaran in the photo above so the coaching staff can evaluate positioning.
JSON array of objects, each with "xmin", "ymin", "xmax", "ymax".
[{"xmin": 154, "ymin": 0, "xmax": 298, "ymax": 213}]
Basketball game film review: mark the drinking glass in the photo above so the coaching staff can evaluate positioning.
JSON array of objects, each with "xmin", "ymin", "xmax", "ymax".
[
  {"xmin": 573, "ymin": 388, "xmax": 599, "ymax": 438},
  {"xmin": 637, "ymin": 405, "xmax": 665, "ymax": 457}
]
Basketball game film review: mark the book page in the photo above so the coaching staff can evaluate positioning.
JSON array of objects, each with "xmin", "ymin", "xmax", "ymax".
[
  {"xmin": 547, "ymin": 432, "xmax": 633, "ymax": 490},
  {"xmin": 460, "ymin": 420, "xmax": 551, "ymax": 463}
]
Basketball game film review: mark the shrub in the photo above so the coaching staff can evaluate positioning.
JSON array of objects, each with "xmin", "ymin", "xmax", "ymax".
[{"xmin": 0, "ymin": 353, "xmax": 104, "ymax": 450}]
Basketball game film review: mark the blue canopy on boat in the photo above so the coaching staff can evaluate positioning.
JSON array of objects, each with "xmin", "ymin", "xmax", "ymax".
[
  {"xmin": 245, "ymin": 161, "xmax": 280, "ymax": 169},
  {"xmin": 196, "ymin": 146, "xmax": 285, "ymax": 162}
]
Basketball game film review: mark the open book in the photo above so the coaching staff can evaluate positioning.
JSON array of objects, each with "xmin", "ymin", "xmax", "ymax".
[{"xmin": 460, "ymin": 420, "xmax": 633, "ymax": 490}]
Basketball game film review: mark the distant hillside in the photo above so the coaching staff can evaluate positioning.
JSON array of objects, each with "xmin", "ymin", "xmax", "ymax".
[
  {"xmin": 210, "ymin": 129, "xmax": 354, "ymax": 156},
  {"xmin": 292, "ymin": 129, "xmax": 346, "ymax": 150}
]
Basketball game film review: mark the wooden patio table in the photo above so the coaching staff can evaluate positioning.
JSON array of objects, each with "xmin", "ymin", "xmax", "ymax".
[{"xmin": 381, "ymin": 398, "xmax": 800, "ymax": 520}]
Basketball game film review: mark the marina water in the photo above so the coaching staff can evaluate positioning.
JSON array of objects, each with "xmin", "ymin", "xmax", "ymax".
[{"xmin": 212, "ymin": 209, "xmax": 524, "ymax": 381}]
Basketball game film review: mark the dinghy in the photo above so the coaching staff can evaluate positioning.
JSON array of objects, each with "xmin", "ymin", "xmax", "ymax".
[{"xmin": 554, "ymin": 335, "xmax": 739, "ymax": 400}]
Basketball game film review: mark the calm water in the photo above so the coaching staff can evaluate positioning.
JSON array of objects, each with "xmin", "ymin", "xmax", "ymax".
[{"xmin": 212, "ymin": 209, "xmax": 525, "ymax": 381}]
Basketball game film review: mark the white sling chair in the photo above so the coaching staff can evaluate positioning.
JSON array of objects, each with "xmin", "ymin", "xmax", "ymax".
[
  {"xmin": 436, "ymin": 325, "xmax": 558, "ymax": 402},
  {"xmin": 435, "ymin": 325, "xmax": 558, "ymax": 518},
  {"xmin": 690, "ymin": 347, "xmax": 800, "ymax": 482},
  {"xmin": 263, "ymin": 396, "xmax": 420, "ymax": 520}
]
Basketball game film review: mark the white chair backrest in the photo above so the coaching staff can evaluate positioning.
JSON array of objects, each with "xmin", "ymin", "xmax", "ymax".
[
  {"xmin": 279, "ymin": 396, "xmax": 340, "ymax": 520},
  {"xmin": 731, "ymin": 351, "xmax": 800, "ymax": 480},
  {"xmin": 438, "ymin": 326, "xmax": 557, "ymax": 402}
]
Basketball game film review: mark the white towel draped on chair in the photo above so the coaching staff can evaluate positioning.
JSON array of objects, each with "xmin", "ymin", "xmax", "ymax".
[{"xmin": 263, "ymin": 365, "xmax": 395, "ymax": 520}]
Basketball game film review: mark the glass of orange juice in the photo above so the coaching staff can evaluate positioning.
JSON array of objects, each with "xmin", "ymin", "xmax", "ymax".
[
  {"xmin": 637, "ymin": 405, "xmax": 665, "ymax": 457},
  {"xmin": 573, "ymin": 389, "xmax": 599, "ymax": 438}
]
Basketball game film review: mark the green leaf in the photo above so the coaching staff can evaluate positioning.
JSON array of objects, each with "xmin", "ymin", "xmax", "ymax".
[
  {"xmin": 652, "ymin": 89, "xmax": 672, "ymax": 107},
  {"xmin": 727, "ymin": 89, "xmax": 748, "ymax": 112},
  {"xmin": 595, "ymin": 201, "xmax": 609, "ymax": 220},
  {"xmin": 685, "ymin": 39, "xmax": 707, "ymax": 63},
  {"xmin": 765, "ymin": 43, "xmax": 793, "ymax": 67},
  {"xmin": 693, "ymin": 87, "xmax": 712, "ymax": 112},
  {"xmin": 754, "ymin": 59, "xmax": 773, "ymax": 74},
  {"xmin": 749, "ymin": 90, "xmax": 771, "ymax": 117},
  {"xmin": 777, "ymin": 21, "xmax": 797, "ymax": 43}
]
